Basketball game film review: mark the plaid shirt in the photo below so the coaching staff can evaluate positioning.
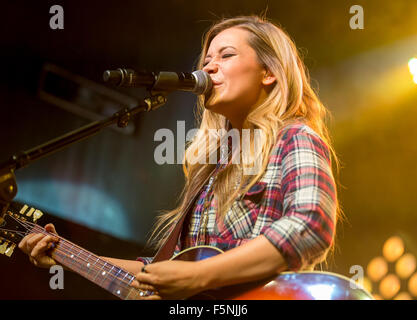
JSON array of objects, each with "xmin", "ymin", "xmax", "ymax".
[{"xmin": 139, "ymin": 122, "xmax": 336, "ymax": 271}]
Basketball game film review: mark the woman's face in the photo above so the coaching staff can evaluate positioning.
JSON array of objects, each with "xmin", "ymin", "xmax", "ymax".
[{"xmin": 202, "ymin": 27, "xmax": 275, "ymax": 127}]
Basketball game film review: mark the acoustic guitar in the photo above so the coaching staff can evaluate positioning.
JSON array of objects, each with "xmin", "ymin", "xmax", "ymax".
[{"xmin": 0, "ymin": 202, "xmax": 373, "ymax": 300}]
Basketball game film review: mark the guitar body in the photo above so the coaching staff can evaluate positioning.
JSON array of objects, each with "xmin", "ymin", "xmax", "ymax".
[{"xmin": 172, "ymin": 246, "xmax": 374, "ymax": 300}]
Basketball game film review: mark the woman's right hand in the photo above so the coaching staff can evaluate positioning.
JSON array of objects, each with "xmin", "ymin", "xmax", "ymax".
[{"xmin": 18, "ymin": 223, "xmax": 60, "ymax": 269}]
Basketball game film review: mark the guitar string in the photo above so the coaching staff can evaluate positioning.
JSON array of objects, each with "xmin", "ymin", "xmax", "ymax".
[
  {"xmin": 3, "ymin": 225, "xmax": 142, "ymax": 298},
  {"xmin": 25, "ymin": 223, "xmax": 147, "ymax": 299},
  {"xmin": 13, "ymin": 217, "xmax": 133, "ymax": 280},
  {"xmin": 27, "ymin": 223, "xmax": 142, "ymax": 293},
  {"xmin": 5, "ymin": 218, "xmax": 146, "ymax": 298}
]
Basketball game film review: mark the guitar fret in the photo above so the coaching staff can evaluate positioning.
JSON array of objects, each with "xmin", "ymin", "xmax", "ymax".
[
  {"xmin": 94, "ymin": 261, "xmax": 108, "ymax": 281},
  {"xmin": 101, "ymin": 265, "xmax": 114, "ymax": 285},
  {"xmin": 66, "ymin": 244, "xmax": 76, "ymax": 266},
  {"xmin": 85, "ymin": 253, "xmax": 92, "ymax": 271},
  {"xmin": 113, "ymin": 269, "xmax": 123, "ymax": 297},
  {"xmin": 125, "ymin": 287, "xmax": 134, "ymax": 300},
  {"xmin": 82, "ymin": 253, "xmax": 99, "ymax": 276},
  {"xmin": 86, "ymin": 257, "xmax": 100, "ymax": 278},
  {"xmin": 2, "ymin": 210, "xmax": 150, "ymax": 300},
  {"xmin": 72, "ymin": 246, "xmax": 82, "ymax": 267}
]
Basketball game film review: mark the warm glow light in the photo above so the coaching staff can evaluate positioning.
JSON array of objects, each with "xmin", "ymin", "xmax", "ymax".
[
  {"xmin": 367, "ymin": 256, "xmax": 388, "ymax": 281},
  {"xmin": 393, "ymin": 292, "xmax": 412, "ymax": 300},
  {"xmin": 409, "ymin": 58, "xmax": 417, "ymax": 84},
  {"xmin": 395, "ymin": 253, "xmax": 416, "ymax": 279},
  {"xmin": 383, "ymin": 236, "xmax": 404, "ymax": 262},
  {"xmin": 408, "ymin": 273, "xmax": 417, "ymax": 297},
  {"xmin": 409, "ymin": 58, "xmax": 417, "ymax": 74},
  {"xmin": 379, "ymin": 274, "xmax": 401, "ymax": 299}
]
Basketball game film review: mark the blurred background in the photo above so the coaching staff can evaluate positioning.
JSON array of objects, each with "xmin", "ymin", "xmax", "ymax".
[{"xmin": 1, "ymin": 0, "xmax": 417, "ymax": 299}]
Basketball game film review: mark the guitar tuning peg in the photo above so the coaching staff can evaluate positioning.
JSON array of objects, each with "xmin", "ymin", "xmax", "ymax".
[
  {"xmin": 25, "ymin": 207, "xmax": 35, "ymax": 218},
  {"xmin": 19, "ymin": 204, "xmax": 29, "ymax": 215},
  {"xmin": 33, "ymin": 209, "xmax": 43, "ymax": 222},
  {"xmin": 0, "ymin": 241, "xmax": 9, "ymax": 255},
  {"xmin": 5, "ymin": 243, "xmax": 15, "ymax": 257}
]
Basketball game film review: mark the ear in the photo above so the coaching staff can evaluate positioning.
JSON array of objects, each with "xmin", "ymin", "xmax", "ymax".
[{"xmin": 262, "ymin": 69, "xmax": 276, "ymax": 86}]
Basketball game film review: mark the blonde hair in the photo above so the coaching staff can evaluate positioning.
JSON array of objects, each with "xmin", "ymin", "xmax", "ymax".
[{"xmin": 148, "ymin": 16, "xmax": 342, "ymax": 257}]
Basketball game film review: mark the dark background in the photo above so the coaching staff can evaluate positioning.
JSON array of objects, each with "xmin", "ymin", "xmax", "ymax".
[{"xmin": 1, "ymin": 0, "xmax": 417, "ymax": 299}]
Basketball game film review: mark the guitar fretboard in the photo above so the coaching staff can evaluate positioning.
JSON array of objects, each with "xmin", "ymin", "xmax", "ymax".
[{"xmin": 49, "ymin": 236, "xmax": 143, "ymax": 300}]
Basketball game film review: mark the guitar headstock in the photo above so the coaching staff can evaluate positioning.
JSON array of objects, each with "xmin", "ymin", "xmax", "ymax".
[{"xmin": 0, "ymin": 202, "xmax": 43, "ymax": 257}]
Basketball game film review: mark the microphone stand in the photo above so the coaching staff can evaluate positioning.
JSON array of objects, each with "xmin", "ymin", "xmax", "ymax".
[{"xmin": 0, "ymin": 93, "xmax": 168, "ymax": 222}]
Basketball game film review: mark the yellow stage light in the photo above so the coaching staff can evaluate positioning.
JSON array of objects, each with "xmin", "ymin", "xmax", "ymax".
[
  {"xmin": 379, "ymin": 274, "xmax": 401, "ymax": 299},
  {"xmin": 367, "ymin": 256, "xmax": 388, "ymax": 282},
  {"xmin": 382, "ymin": 236, "xmax": 404, "ymax": 262},
  {"xmin": 395, "ymin": 253, "xmax": 416, "ymax": 279},
  {"xmin": 393, "ymin": 292, "xmax": 412, "ymax": 300},
  {"xmin": 409, "ymin": 58, "xmax": 417, "ymax": 84},
  {"xmin": 408, "ymin": 272, "xmax": 417, "ymax": 297},
  {"xmin": 409, "ymin": 58, "xmax": 417, "ymax": 74}
]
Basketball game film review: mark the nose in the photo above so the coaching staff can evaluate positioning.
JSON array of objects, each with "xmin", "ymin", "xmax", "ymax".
[{"xmin": 202, "ymin": 60, "xmax": 218, "ymax": 74}]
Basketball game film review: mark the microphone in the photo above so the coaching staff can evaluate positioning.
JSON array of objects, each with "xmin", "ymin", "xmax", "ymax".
[{"xmin": 103, "ymin": 69, "xmax": 212, "ymax": 95}]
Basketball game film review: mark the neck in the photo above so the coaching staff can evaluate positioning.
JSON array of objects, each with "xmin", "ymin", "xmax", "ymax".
[
  {"xmin": 30, "ymin": 224, "xmax": 144, "ymax": 300},
  {"xmin": 227, "ymin": 117, "xmax": 246, "ymax": 132}
]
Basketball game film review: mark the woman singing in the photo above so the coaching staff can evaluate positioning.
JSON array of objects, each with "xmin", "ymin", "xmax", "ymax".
[{"xmin": 18, "ymin": 15, "xmax": 340, "ymax": 300}]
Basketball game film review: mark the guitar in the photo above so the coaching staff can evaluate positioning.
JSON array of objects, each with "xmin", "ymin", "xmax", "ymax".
[{"xmin": 0, "ymin": 202, "xmax": 373, "ymax": 300}]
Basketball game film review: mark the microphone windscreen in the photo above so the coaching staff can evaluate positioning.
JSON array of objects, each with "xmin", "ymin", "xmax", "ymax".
[{"xmin": 192, "ymin": 70, "xmax": 212, "ymax": 95}]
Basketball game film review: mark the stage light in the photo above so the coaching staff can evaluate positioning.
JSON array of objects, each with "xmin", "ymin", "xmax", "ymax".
[
  {"xmin": 395, "ymin": 253, "xmax": 416, "ymax": 279},
  {"xmin": 364, "ymin": 235, "xmax": 417, "ymax": 300},
  {"xmin": 379, "ymin": 274, "xmax": 401, "ymax": 299},
  {"xmin": 409, "ymin": 58, "xmax": 417, "ymax": 73},
  {"xmin": 393, "ymin": 292, "xmax": 412, "ymax": 300},
  {"xmin": 382, "ymin": 236, "xmax": 404, "ymax": 262},
  {"xmin": 409, "ymin": 58, "xmax": 417, "ymax": 84},
  {"xmin": 408, "ymin": 272, "xmax": 417, "ymax": 297},
  {"xmin": 367, "ymin": 256, "xmax": 388, "ymax": 282}
]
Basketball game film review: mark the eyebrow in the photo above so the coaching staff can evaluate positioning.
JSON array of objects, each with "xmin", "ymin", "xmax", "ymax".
[{"xmin": 205, "ymin": 46, "xmax": 237, "ymax": 58}]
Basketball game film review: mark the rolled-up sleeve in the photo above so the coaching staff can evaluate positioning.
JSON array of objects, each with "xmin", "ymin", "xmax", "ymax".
[
  {"xmin": 261, "ymin": 128, "xmax": 337, "ymax": 271},
  {"xmin": 136, "ymin": 257, "xmax": 153, "ymax": 265}
]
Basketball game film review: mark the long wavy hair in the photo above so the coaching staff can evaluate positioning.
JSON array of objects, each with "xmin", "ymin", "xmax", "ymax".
[{"xmin": 148, "ymin": 16, "xmax": 342, "ymax": 257}]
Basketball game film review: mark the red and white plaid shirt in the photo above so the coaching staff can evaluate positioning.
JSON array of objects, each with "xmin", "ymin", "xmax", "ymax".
[{"xmin": 139, "ymin": 122, "xmax": 337, "ymax": 271}]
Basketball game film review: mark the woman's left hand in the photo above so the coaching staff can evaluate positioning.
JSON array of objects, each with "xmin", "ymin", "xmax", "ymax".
[{"xmin": 131, "ymin": 260, "xmax": 206, "ymax": 300}]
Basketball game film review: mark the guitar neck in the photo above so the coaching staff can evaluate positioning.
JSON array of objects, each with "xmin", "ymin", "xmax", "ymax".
[{"xmin": 49, "ymin": 237, "xmax": 141, "ymax": 300}]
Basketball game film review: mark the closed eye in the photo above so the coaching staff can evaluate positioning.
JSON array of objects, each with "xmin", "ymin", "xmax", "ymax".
[{"xmin": 203, "ymin": 54, "xmax": 236, "ymax": 67}]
